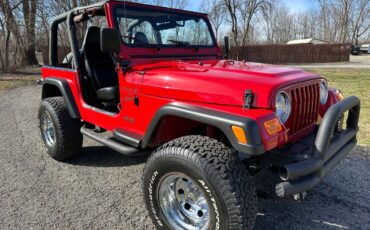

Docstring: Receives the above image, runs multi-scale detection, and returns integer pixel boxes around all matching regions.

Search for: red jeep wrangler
[38,1,361,229]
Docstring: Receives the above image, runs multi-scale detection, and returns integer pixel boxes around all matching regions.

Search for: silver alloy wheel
[40,112,56,147]
[158,174,210,230]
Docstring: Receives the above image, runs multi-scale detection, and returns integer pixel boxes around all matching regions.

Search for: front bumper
[275,96,361,198]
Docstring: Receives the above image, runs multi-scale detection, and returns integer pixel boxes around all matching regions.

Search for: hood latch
[244,90,254,109]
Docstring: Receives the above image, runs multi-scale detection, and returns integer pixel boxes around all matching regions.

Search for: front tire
[143,136,257,230]
[38,97,83,161]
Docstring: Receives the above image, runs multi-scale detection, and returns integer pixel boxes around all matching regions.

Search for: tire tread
[144,135,257,230]
[39,97,82,161]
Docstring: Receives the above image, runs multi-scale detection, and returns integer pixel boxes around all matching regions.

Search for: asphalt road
[0,85,370,229]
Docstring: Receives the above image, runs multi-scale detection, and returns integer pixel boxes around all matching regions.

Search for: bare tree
[22,0,39,65]
[336,0,353,43]
[0,15,7,70]
[316,0,331,41]
[0,0,39,66]
[261,2,293,44]
[200,0,226,41]
[222,0,240,46]
[350,0,370,45]
[2,0,370,72]
[239,0,271,45]
[0,0,23,70]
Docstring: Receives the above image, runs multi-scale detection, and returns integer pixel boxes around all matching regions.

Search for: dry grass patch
[0,67,40,91]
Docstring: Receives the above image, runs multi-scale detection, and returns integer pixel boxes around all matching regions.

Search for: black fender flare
[141,102,265,156]
[42,78,80,119]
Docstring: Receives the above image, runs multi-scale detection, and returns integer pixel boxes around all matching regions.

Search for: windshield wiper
[167,39,199,51]
[122,35,160,51]
[168,39,190,46]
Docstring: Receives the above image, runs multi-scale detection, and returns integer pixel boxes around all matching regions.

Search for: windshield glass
[114,6,215,48]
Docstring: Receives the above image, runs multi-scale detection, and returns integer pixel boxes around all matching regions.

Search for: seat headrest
[82,26,101,48]
[134,32,149,44]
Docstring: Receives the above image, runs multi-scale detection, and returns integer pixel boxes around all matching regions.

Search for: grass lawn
[0,67,39,91]
[308,69,370,145]
[0,76,38,90]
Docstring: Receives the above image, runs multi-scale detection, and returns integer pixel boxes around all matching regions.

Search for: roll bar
[48,1,107,66]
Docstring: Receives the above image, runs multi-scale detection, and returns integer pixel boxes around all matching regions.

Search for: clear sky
[188,0,315,13]
[280,0,315,12]
[187,1,202,11]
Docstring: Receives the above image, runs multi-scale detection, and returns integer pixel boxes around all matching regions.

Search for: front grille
[287,82,320,139]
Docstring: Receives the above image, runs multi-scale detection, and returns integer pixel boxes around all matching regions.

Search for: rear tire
[38,97,82,161]
[143,135,257,230]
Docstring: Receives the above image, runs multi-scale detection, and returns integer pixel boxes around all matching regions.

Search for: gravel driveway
[0,85,369,229]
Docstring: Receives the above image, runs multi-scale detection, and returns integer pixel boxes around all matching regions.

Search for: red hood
[136,60,322,108]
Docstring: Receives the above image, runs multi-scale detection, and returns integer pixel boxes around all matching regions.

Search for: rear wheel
[38,97,82,161]
[143,135,257,230]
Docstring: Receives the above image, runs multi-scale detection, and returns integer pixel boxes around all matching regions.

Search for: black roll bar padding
[49,12,68,66]
[48,1,106,66]
[67,11,81,69]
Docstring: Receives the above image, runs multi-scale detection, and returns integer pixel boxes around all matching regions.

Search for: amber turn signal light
[264,118,283,136]
[335,89,344,101]
[231,126,247,144]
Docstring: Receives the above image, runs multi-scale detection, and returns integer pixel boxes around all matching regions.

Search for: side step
[81,126,149,156]
[113,128,142,148]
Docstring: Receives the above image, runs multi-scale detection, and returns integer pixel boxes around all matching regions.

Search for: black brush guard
[275,96,361,198]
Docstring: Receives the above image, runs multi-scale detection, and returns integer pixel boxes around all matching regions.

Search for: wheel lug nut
[184,203,191,210]
[197,210,204,217]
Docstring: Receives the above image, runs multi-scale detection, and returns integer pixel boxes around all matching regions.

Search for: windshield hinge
[117,60,130,73]
[244,90,254,109]
[115,62,121,72]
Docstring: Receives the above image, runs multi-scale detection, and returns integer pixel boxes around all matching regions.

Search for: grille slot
[288,83,320,137]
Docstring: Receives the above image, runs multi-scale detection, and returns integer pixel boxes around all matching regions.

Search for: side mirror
[100,28,121,53]
[224,36,230,59]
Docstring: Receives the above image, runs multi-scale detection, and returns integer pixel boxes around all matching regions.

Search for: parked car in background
[351,45,361,55]
[360,44,370,54]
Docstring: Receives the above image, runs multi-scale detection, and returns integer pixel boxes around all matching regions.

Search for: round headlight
[320,81,329,104]
[275,92,291,123]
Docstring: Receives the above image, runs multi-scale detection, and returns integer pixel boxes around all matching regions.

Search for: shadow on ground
[67,146,149,167]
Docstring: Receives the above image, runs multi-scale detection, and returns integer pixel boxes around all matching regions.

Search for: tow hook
[37,79,43,85]
[293,192,307,202]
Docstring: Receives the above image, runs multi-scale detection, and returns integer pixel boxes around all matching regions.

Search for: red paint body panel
[138,60,322,108]
[41,1,338,153]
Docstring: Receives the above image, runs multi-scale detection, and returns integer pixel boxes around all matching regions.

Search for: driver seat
[81,26,119,104]
[134,32,149,45]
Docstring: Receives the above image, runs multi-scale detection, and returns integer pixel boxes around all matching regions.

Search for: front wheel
[143,136,257,230]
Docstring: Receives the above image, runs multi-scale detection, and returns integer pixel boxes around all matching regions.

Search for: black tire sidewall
[144,156,228,230]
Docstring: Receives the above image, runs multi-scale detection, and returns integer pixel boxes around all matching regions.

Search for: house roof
[286,38,328,45]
